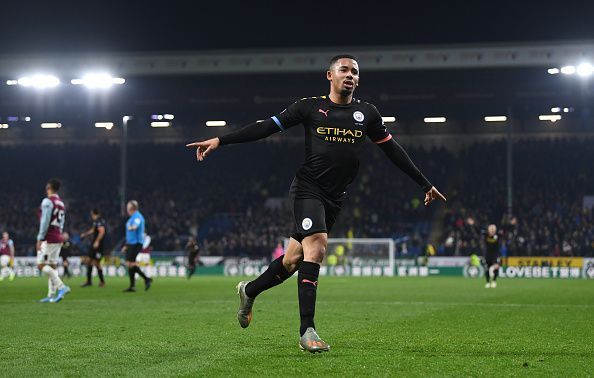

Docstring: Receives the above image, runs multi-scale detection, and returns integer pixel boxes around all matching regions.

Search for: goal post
[284,238,396,277]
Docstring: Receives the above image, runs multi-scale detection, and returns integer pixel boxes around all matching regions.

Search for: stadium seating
[1,138,592,257]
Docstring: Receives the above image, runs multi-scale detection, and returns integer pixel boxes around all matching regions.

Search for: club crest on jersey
[353,111,364,122]
[302,218,313,231]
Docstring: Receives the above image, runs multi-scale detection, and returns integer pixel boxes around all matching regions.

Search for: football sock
[298,261,320,336]
[188,265,196,278]
[48,277,56,297]
[488,265,496,282]
[493,267,499,282]
[133,266,148,281]
[86,264,93,283]
[245,256,293,298]
[128,267,136,288]
[97,268,105,283]
[485,266,491,283]
[42,265,64,290]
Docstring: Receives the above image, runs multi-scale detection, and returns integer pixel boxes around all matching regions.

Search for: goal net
[284,238,395,277]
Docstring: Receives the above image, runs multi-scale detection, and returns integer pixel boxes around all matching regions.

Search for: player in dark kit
[186,236,200,279]
[80,209,106,287]
[484,224,501,288]
[186,55,446,353]
[59,232,73,279]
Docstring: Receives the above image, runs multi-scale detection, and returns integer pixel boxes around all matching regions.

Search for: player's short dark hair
[329,54,358,70]
[91,208,100,215]
[47,178,61,192]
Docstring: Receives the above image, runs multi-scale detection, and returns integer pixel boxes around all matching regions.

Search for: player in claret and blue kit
[37,179,71,303]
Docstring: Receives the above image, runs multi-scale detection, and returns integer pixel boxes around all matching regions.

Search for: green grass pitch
[0,276,592,377]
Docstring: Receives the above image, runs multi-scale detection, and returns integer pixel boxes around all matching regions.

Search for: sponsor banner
[167,255,224,267]
[499,266,582,279]
[13,257,84,277]
[393,258,418,267]
[427,257,469,267]
[11,256,212,277]
[461,264,584,279]
[506,256,583,268]
[224,257,269,277]
[224,257,406,277]
[463,265,485,278]
[323,265,395,277]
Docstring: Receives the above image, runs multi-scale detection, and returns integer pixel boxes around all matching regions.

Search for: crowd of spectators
[1,138,592,257]
[441,139,594,257]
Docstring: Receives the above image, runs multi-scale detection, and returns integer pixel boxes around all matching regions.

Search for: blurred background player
[484,224,501,288]
[59,232,73,279]
[37,179,70,303]
[80,209,106,287]
[122,200,152,292]
[0,232,16,281]
[135,233,153,278]
[186,236,200,279]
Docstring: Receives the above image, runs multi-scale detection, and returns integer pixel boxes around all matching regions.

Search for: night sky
[1,1,594,54]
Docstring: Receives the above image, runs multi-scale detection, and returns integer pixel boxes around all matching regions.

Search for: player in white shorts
[37,179,71,303]
[136,233,152,277]
[0,232,16,281]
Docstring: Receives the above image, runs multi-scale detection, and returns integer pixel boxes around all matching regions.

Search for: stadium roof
[1,41,594,76]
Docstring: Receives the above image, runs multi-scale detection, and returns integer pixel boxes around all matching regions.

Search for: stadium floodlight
[71,73,125,88]
[151,121,171,128]
[560,65,576,75]
[22,116,31,122]
[0,124,8,129]
[539,115,562,123]
[551,107,561,113]
[547,68,560,75]
[151,114,175,120]
[9,74,60,88]
[95,122,114,130]
[576,63,593,77]
[206,120,227,127]
[424,117,446,123]
[40,122,62,129]
[484,116,507,122]
[382,116,396,123]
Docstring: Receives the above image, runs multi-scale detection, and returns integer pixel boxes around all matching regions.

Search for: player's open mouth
[343,80,354,88]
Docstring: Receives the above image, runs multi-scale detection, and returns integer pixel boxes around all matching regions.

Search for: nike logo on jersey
[301,279,318,286]
[318,109,330,117]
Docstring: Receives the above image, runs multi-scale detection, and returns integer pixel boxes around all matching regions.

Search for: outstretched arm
[186,119,281,161]
[376,138,446,206]
[186,98,312,162]
[80,226,94,238]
